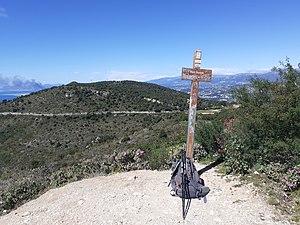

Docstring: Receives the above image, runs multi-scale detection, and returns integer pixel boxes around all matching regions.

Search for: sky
[0,0,299,84]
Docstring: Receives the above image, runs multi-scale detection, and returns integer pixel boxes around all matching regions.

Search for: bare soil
[0,164,291,225]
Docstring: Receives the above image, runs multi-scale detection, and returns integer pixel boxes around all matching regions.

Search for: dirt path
[0,110,179,117]
[0,165,291,225]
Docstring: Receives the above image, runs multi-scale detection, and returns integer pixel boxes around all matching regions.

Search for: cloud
[212,67,270,75]
[107,70,175,82]
[0,74,43,90]
[0,74,10,86]
[0,7,8,18]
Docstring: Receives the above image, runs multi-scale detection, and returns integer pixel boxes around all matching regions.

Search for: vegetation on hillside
[0,81,191,113]
[223,61,300,176]
[0,112,188,214]
[1,65,299,221]
[194,61,300,222]
[0,81,194,215]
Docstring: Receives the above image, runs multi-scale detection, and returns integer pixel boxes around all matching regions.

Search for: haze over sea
[0,91,30,102]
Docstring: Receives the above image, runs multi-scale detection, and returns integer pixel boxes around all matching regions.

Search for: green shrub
[0,179,46,212]
[226,61,300,172]
[284,164,300,191]
[195,120,222,155]
[148,147,169,170]
[220,119,250,174]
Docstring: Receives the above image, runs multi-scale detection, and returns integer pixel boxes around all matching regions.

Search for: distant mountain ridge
[0,71,281,103]
[147,71,279,91]
[147,71,280,101]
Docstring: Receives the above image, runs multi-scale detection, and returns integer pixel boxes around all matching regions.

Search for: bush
[219,119,250,174]
[0,179,46,212]
[284,165,300,191]
[148,146,169,170]
[230,60,300,168]
[195,120,222,155]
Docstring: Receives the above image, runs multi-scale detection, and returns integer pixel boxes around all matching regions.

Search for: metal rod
[181,151,186,220]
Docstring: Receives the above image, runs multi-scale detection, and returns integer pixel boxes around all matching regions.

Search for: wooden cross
[182,49,212,159]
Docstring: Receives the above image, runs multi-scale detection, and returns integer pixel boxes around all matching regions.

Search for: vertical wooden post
[186,49,201,159]
[182,50,212,159]
[186,80,199,159]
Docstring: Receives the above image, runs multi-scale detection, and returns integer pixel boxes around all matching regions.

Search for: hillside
[0,81,190,113]
[2,77,297,222]
[0,80,191,215]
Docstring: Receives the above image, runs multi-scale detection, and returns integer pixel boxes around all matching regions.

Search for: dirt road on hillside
[0,165,291,225]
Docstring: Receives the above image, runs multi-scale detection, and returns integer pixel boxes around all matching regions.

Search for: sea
[0,91,30,103]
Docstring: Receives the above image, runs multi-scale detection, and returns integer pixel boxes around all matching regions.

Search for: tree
[231,60,300,165]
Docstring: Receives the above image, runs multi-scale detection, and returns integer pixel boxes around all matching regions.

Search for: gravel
[0,164,291,225]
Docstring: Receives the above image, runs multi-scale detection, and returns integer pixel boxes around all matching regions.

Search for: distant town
[148,71,280,102]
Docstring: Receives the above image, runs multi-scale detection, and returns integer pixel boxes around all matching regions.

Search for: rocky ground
[0,164,292,225]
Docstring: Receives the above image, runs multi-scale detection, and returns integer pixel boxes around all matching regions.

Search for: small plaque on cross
[182,68,212,82]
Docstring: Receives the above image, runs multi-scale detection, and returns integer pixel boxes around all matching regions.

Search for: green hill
[0,80,190,214]
[0,81,189,113]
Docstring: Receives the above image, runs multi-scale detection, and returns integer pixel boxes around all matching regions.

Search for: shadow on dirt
[197,157,224,176]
